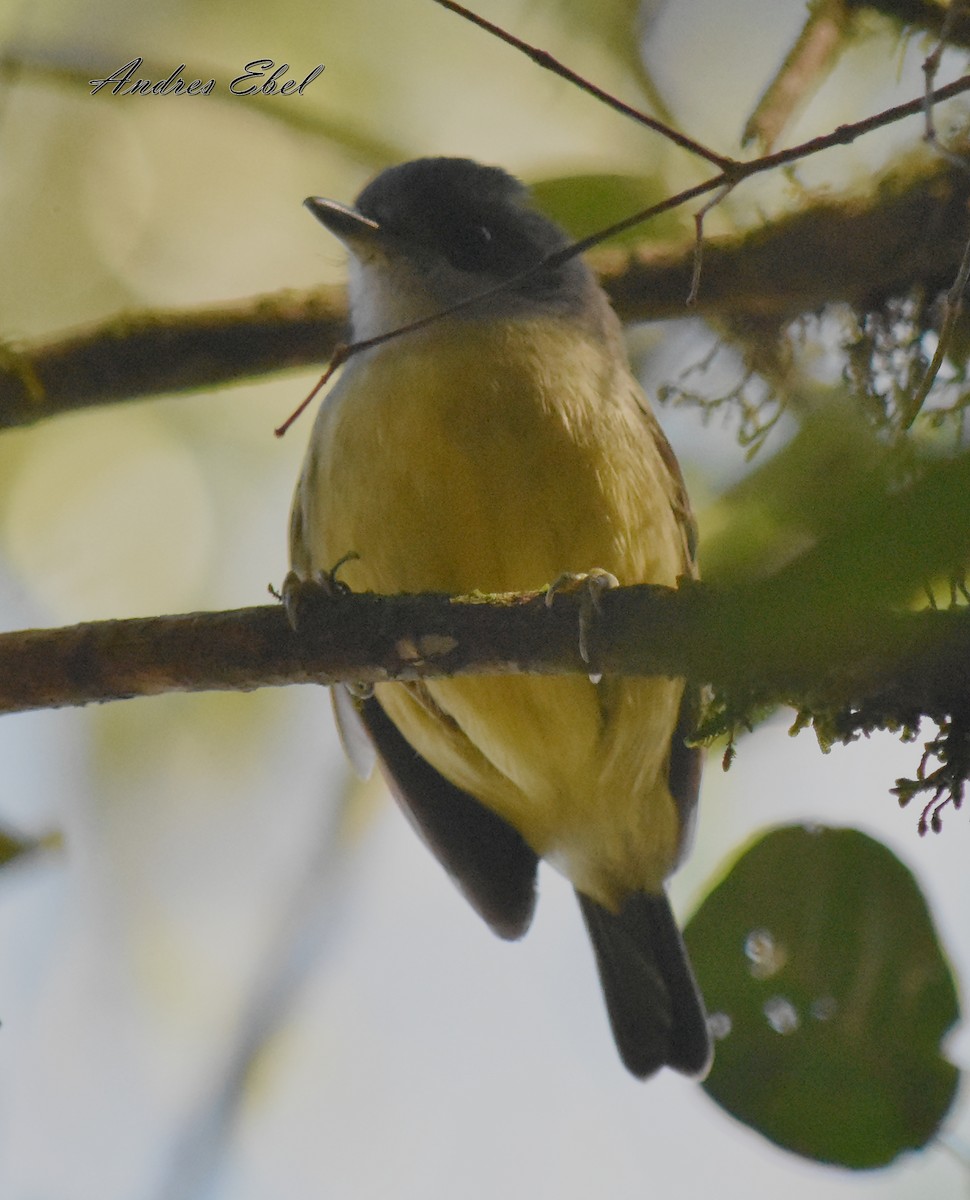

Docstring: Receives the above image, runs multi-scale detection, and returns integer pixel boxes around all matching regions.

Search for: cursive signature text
[89,58,325,97]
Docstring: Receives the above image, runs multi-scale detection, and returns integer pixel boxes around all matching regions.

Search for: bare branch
[686,184,736,306]
[921,0,964,140]
[743,0,856,150]
[430,0,732,170]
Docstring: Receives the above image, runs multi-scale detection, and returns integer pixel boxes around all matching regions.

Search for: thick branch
[0,585,967,721]
[6,443,968,717]
[0,289,347,429]
[3,151,970,429]
[601,150,970,321]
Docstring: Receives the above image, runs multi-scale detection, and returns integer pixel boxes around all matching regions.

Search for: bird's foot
[281,552,360,630]
[545,568,619,681]
[281,555,373,698]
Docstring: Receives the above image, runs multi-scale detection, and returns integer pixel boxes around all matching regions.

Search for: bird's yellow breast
[291,316,691,905]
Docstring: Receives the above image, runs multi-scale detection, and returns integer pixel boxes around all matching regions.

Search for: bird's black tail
[577,889,712,1079]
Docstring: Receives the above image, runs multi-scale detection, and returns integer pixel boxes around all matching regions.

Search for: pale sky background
[0,1,967,1197]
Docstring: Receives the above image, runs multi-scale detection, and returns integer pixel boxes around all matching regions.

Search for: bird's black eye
[445,223,495,273]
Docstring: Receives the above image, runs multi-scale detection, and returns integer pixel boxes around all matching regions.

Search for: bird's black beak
[303,197,383,251]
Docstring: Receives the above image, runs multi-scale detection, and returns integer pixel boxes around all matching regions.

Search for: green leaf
[684,825,960,1168]
[698,397,887,585]
[530,173,680,246]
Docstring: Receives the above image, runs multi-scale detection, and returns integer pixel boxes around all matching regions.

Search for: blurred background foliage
[0,0,968,1197]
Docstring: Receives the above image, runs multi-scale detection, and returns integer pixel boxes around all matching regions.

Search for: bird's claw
[545,569,620,677]
[281,558,374,699]
[282,553,361,632]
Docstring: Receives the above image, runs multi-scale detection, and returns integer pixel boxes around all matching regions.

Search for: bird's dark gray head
[305,157,602,340]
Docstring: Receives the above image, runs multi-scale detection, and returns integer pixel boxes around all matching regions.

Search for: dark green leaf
[685,825,960,1168]
[530,173,681,246]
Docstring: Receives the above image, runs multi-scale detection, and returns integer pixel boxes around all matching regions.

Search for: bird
[287,157,711,1079]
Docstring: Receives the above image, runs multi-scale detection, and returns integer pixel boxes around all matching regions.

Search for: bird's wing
[667,681,704,868]
[629,383,704,866]
[346,689,540,940]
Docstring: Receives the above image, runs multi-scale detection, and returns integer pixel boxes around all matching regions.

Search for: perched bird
[288,157,711,1079]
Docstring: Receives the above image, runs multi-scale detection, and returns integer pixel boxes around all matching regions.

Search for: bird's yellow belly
[292,318,688,904]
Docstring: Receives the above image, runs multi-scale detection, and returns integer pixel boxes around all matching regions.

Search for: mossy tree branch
[850,0,970,47]
[2,447,968,726]
[2,149,969,431]
[0,584,966,722]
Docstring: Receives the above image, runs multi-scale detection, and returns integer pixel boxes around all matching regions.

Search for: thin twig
[296,71,970,416]
[549,70,970,266]
[4,74,970,434]
[5,140,970,431]
[742,0,855,150]
[542,70,970,266]
[923,0,964,142]
[901,223,970,429]
[275,348,347,437]
[431,0,733,170]
[687,184,736,306]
